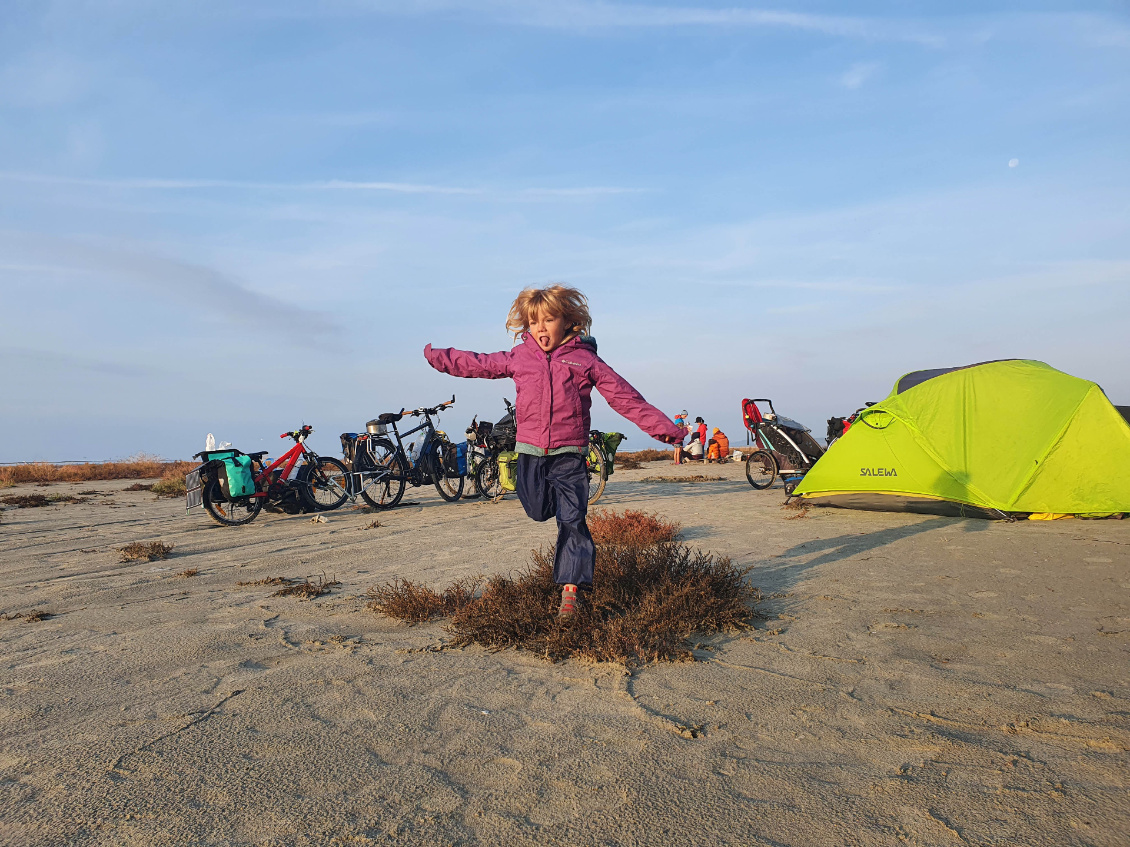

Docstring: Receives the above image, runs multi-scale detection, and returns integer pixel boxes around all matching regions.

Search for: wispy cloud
[839,61,881,90]
[0,171,478,195]
[336,0,947,46]
[0,346,149,378]
[0,232,342,347]
[0,171,644,201]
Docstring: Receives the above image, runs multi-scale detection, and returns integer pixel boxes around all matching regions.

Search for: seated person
[680,432,704,462]
[706,427,730,463]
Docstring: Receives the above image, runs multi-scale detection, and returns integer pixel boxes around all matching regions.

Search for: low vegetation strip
[0,456,196,487]
[368,509,760,665]
[616,448,669,463]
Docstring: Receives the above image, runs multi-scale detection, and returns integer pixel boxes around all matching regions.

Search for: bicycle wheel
[300,456,350,511]
[429,445,464,502]
[745,450,778,490]
[475,456,504,500]
[202,477,263,526]
[360,438,407,510]
[586,442,608,505]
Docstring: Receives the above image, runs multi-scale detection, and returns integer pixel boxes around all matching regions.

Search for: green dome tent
[795,360,1130,518]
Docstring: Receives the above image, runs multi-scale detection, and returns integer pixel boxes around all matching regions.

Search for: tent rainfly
[795,359,1130,518]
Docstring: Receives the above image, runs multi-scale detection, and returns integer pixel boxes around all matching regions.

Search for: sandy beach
[1,459,1127,846]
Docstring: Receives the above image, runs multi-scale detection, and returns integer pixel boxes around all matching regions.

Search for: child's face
[530,309,570,353]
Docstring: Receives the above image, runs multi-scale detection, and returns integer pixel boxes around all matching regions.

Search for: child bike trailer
[741,398,825,494]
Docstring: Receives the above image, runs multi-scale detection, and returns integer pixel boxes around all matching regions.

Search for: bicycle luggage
[340,433,360,467]
[446,441,468,476]
[218,455,256,499]
[601,432,626,474]
[497,450,519,492]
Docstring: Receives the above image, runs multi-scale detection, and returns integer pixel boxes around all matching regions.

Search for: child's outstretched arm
[591,358,683,444]
[424,344,514,380]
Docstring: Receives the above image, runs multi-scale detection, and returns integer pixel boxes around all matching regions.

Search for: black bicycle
[473,409,609,506]
[348,397,464,510]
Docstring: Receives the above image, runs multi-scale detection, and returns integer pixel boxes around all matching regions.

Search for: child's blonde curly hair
[506,285,591,339]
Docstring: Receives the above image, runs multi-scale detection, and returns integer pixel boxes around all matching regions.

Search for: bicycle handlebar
[409,396,456,417]
[279,425,314,440]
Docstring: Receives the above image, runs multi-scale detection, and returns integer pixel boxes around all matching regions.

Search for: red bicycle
[191,425,349,526]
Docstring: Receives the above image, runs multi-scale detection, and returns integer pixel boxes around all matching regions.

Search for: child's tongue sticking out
[530,310,569,353]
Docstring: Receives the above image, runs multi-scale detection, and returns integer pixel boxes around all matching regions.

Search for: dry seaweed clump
[119,541,173,562]
[370,510,760,665]
[367,577,481,623]
[2,609,52,623]
[1,493,85,508]
[448,543,758,664]
[150,471,186,498]
[588,509,680,547]
[272,574,341,599]
[617,448,669,463]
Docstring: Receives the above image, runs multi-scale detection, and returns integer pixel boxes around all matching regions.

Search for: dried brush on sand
[587,509,680,547]
[150,470,187,498]
[2,610,52,623]
[370,510,760,665]
[119,541,174,562]
[1,494,85,508]
[272,573,341,600]
[0,455,195,487]
[367,577,482,623]
[617,448,670,463]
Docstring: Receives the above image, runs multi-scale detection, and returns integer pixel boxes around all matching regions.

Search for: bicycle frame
[383,412,443,483]
[249,435,311,498]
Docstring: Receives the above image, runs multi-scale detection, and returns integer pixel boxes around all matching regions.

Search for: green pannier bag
[218,455,256,499]
[497,450,519,492]
[602,432,626,474]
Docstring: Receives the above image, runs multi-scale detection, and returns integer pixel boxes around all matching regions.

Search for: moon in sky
[1009,158,1020,168]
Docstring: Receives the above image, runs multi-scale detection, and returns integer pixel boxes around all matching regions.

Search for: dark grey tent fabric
[1117,406,1130,426]
[896,360,1014,394]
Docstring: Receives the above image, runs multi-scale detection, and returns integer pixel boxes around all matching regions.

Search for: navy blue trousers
[515,452,595,588]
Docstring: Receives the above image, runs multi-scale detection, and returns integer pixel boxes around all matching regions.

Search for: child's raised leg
[515,453,595,590]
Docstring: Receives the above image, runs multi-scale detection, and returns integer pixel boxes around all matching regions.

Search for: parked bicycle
[186,425,349,526]
[462,400,514,499]
[473,413,610,506]
[342,397,464,510]
[471,398,518,501]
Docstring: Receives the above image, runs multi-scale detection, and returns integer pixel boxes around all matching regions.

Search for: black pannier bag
[490,410,516,451]
[340,433,360,468]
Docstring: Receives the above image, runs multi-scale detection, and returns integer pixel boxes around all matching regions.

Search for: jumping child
[424,285,682,618]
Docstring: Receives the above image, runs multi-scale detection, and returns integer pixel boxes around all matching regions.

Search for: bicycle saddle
[377,412,403,425]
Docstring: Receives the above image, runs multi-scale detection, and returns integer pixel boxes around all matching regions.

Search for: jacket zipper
[545,349,553,450]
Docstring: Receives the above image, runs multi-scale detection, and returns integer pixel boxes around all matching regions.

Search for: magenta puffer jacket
[424,334,681,451]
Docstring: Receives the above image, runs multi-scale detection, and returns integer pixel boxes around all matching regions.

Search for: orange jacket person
[707,427,730,462]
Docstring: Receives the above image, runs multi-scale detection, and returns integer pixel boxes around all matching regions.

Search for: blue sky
[2,1,1128,462]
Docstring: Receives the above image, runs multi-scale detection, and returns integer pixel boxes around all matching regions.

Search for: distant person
[693,416,708,447]
[424,285,682,619]
[672,410,689,463]
[681,432,704,462]
[707,427,730,463]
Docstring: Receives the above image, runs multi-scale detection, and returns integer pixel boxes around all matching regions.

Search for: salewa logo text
[860,467,898,477]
